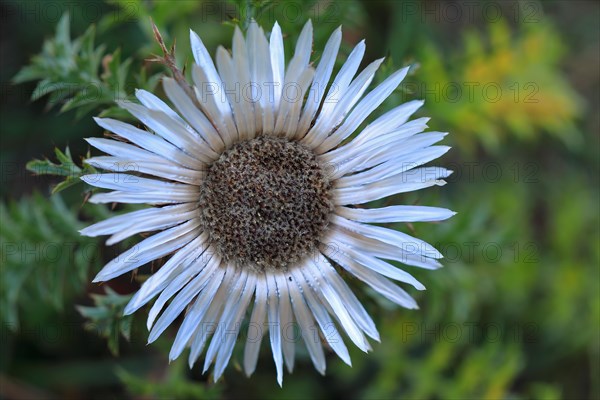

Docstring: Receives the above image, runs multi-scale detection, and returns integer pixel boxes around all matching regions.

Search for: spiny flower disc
[199,136,333,272]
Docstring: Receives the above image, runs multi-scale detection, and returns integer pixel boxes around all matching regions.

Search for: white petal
[296,26,342,138]
[244,274,268,377]
[162,77,225,153]
[117,101,217,163]
[291,268,352,366]
[273,21,313,136]
[316,67,409,153]
[216,46,245,143]
[80,203,197,245]
[124,233,209,315]
[145,111,218,163]
[352,146,452,186]
[92,118,202,169]
[335,241,425,290]
[188,264,238,368]
[85,138,164,164]
[144,107,220,162]
[88,189,198,205]
[351,99,425,147]
[321,244,419,309]
[81,173,193,193]
[245,21,264,137]
[203,268,249,373]
[269,22,285,113]
[302,260,370,352]
[93,219,200,282]
[355,165,453,187]
[276,21,312,102]
[329,226,443,270]
[290,20,313,67]
[135,89,182,122]
[147,250,220,330]
[190,29,232,118]
[168,265,226,360]
[301,40,365,147]
[338,205,456,223]
[276,274,296,374]
[331,215,442,259]
[148,258,221,343]
[278,67,315,137]
[231,26,256,141]
[333,168,452,205]
[336,136,449,187]
[283,272,326,375]
[305,57,383,150]
[335,145,450,188]
[267,273,284,386]
[254,26,275,134]
[318,40,365,113]
[310,254,380,341]
[190,63,237,148]
[86,156,203,186]
[325,117,431,177]
[213,273,257,381]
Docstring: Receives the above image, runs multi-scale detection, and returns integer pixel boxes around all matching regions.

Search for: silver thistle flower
[80,20,454,385]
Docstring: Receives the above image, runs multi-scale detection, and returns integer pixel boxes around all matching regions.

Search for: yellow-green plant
[417,19,583,152]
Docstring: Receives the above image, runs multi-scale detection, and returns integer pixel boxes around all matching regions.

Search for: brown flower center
[199,136,333,272]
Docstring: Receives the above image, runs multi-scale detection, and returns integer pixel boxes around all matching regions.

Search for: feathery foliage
[0,194,101,329]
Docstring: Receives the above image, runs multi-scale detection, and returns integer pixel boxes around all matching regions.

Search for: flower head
[81,20,454,385]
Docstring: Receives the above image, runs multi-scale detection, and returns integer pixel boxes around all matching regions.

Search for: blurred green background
[0,0,598,399]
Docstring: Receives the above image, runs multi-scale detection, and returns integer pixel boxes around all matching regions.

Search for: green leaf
[0,193,102,330]
[77,287,134,356]
[26,146,96,194]
[12,11,155,120]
